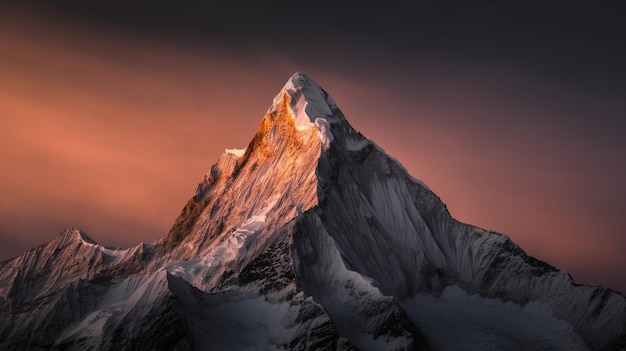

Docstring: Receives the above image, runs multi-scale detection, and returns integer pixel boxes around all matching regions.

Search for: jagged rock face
[150,87,323,280]
[0,72,624,350]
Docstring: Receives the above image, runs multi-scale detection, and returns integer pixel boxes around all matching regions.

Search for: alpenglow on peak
[267,72,343,148]
[0,72,624,351]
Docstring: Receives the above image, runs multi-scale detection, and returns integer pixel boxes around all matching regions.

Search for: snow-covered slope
[0,72,624,350]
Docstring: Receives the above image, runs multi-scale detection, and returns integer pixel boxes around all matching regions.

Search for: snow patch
[190,296,290,350]
[55,272,168,347]
[97,275,147,311]
[270,72,337,131]
[401,285,588,351]
[288,87,311,130]
[294,214,414,350]
[167,198,278,284]
[315,118,333,149]
[225,148,246,157]
[79,237,129,259]
[55,309,112,345]
[372,143,429,189]
[346,138,369,152]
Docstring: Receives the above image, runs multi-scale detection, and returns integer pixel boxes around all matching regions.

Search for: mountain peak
[3,73,625,350]
[53,228,96,246]
[286,71,314,88]
[270,72,340,131]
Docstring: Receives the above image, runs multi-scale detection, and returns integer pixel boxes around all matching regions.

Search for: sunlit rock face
[0,72,624,351]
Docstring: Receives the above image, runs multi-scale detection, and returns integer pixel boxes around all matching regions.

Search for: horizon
[1,2,624,293]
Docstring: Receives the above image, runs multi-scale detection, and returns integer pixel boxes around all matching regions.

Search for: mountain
[0,72,624,351]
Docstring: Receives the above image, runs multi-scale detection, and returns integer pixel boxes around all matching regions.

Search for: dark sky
[12,1,625,97]
[1,1,624,292]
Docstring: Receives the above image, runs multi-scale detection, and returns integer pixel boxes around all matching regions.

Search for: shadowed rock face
[0,72,624,350]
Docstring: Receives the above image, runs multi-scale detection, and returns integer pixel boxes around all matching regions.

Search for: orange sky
[1,6,624,293]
